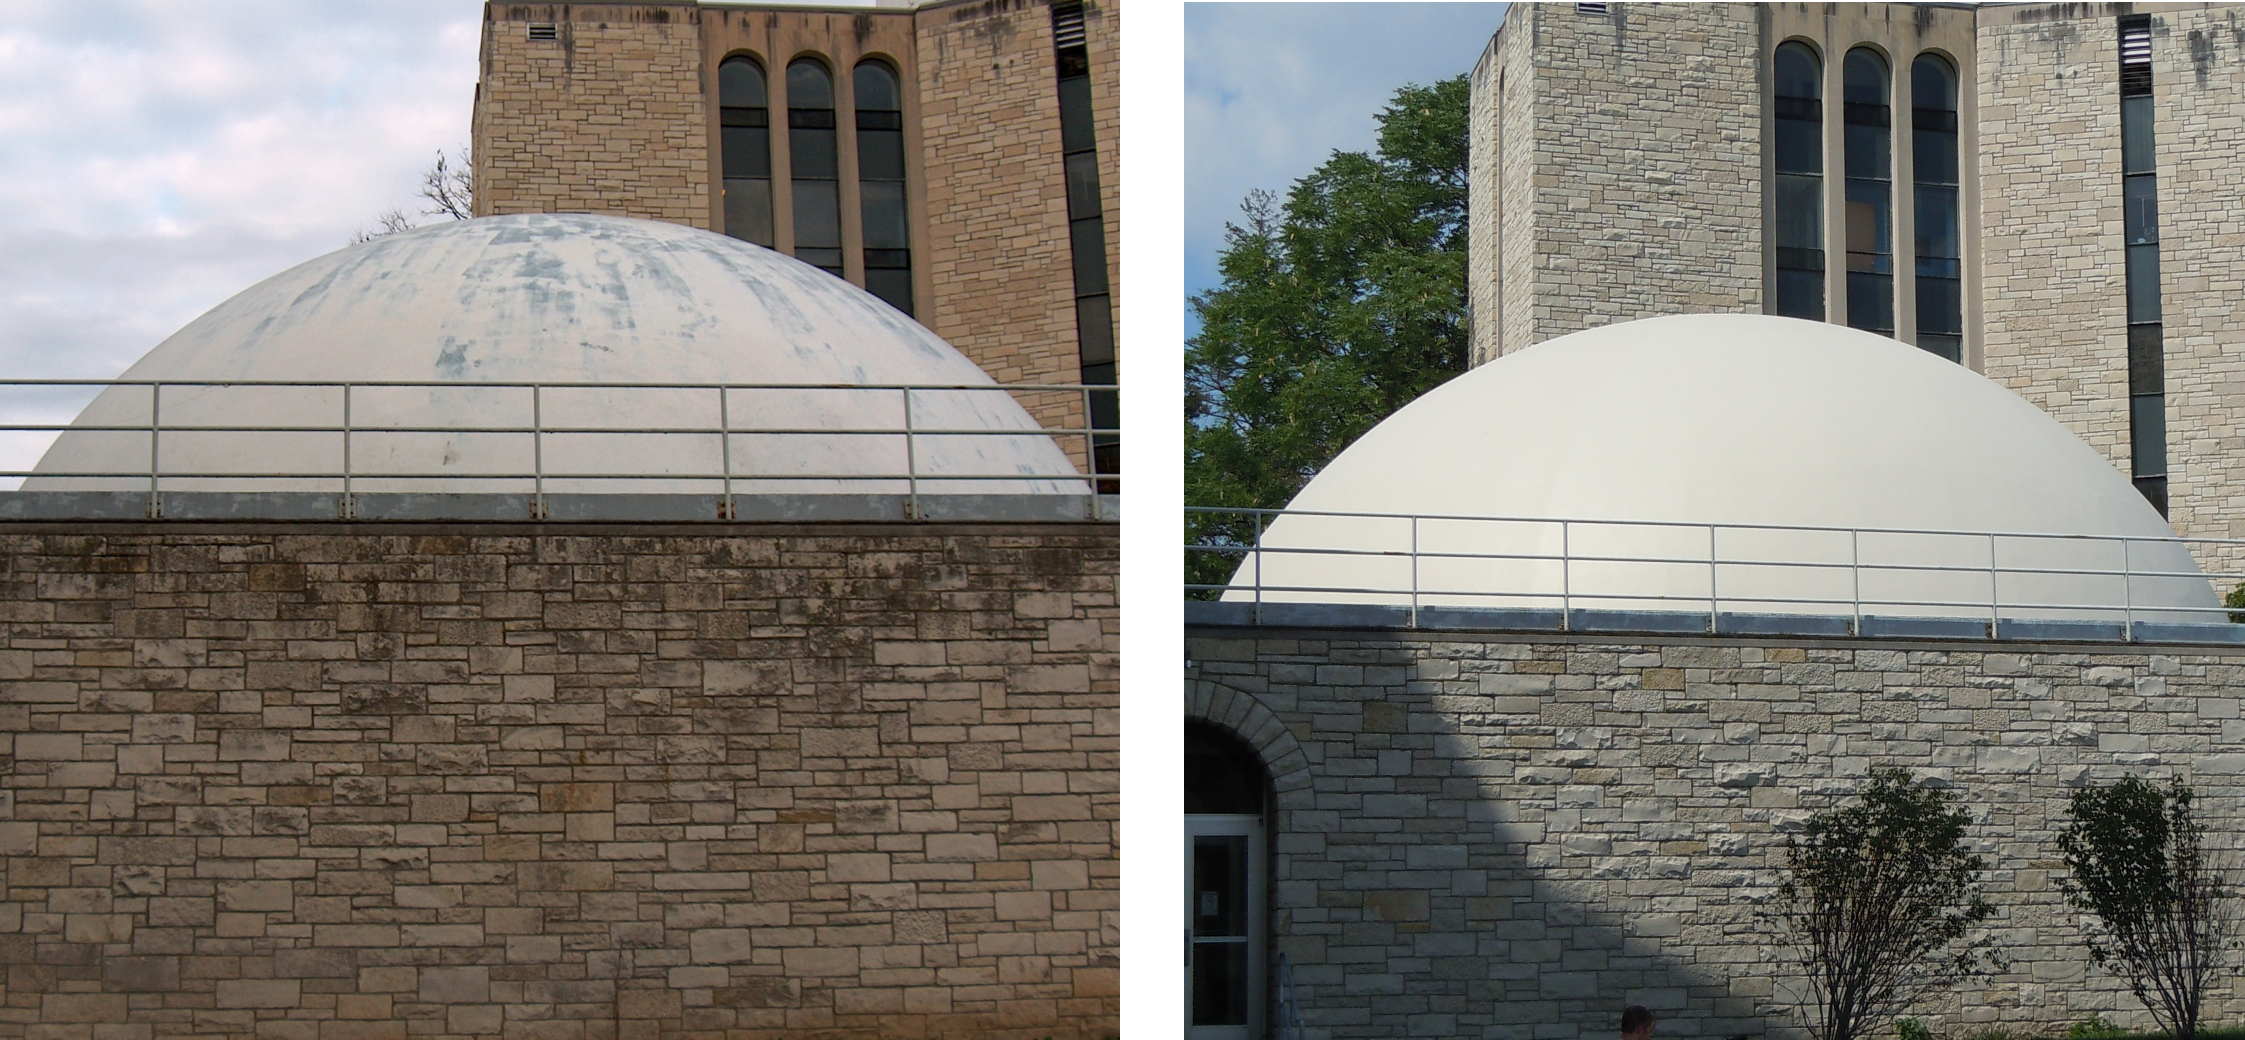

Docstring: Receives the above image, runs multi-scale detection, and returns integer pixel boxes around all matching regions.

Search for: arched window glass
[1771,41,1824,320]
[1843,47,1893,336]
[1911,54,1961,362]
[787,57,843,276]
[853,60,912,315]
[717,56,773,247]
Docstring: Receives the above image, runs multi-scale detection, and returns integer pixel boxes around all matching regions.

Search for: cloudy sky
[0,1,483,472]
[1182,2,1508,332]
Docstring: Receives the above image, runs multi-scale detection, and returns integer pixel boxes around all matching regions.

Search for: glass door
[1186,813,1264,1039]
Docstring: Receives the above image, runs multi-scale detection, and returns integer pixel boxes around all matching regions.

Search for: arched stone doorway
[1186,719,1272,1039]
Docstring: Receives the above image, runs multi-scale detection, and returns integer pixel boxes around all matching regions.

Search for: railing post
[1708,523,1719,628]
[902,388,919,520]
[530,384,544,520]
[1409,515,1420,628]
[1252,509,1264,626]
[1850,527,1862,636]
[1080,383,1096,490]
[1560,519,1571,631]
[2121,537,2134,640]
[147,382,161,519]
[717,385,732,521]
[340,383,352,518]
[1987,532,2000,638]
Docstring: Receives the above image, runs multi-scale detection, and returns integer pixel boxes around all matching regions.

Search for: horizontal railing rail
[0,379,1119,521]
[1185,505,2245,639]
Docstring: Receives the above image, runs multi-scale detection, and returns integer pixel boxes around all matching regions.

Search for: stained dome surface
[31,213,1080,494]
[1226,314,2218,623]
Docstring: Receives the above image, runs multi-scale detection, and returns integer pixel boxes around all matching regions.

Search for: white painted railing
[0,379,1118,518]
[1186,505,2241,636]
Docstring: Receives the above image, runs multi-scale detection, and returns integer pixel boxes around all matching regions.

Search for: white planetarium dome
[1226,314,2218,624]
[30,213,1080,495]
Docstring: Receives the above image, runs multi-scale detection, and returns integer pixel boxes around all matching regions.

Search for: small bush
[2227,583,2245,624]
[1897,1019,1934,1040]
[2070,1018,2126,1040]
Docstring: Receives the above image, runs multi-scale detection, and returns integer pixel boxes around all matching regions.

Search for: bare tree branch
[352,147,474,244]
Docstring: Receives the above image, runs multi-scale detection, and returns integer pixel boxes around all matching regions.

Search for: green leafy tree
[2057,776,2234,1040]
[1185,77,1469,595]
[1769,768,1997,1040]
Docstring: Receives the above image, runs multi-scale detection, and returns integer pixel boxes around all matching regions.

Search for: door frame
[1185,812,1266,1040]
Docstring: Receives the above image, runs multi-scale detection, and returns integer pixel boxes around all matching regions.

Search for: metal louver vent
[1051,1,1087,51]
[1578,3,1611,13]
[528,23,558,41]
[2120,16,2152,95]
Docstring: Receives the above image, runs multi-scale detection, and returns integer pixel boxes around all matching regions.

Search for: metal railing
[0,379,1118,520]
[1186,505,2245,638]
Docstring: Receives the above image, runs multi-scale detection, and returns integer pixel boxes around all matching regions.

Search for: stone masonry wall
[1978,14,2131,476]
[1526,3,1763,349]
[913,0,1120,446]
[1496,9,1537,361]
[0,524,1118,1039]
[474,4,712,227]
[2150,6,2245,579]
[1467,36,1501,368]
[1186,625,2245,1040]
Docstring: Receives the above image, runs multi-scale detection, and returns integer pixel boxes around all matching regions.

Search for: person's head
[1621,1005,1655,1040]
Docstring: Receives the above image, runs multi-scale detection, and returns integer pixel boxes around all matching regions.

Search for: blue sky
[1182,2,1508,338]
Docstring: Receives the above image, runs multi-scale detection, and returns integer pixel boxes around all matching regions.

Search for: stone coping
[1183,600,2245,647]
[0,490,1119,524]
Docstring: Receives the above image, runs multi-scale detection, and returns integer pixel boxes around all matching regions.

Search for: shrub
[2058,777,2236,1040]
[1768,768,1997,1040]
[1897,1018,1935,1040]
[2067,1018,2125,1040]
[2226,583,2245,624]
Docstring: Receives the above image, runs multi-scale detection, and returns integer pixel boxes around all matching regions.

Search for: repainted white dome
[31,213,1080,494]
[1227,314,2218,623]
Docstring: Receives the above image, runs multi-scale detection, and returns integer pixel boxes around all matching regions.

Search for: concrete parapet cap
[0,490,1118,525]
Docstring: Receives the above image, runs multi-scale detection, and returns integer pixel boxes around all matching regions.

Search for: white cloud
[0,0,482,387]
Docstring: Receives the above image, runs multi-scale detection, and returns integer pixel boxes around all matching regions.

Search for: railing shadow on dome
[1185,505,2245,645]
[0,379,1118,523]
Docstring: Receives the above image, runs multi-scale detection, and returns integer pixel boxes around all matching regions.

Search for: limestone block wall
[1494,9,1538,361]
[0,524,1118,1039]
[1468,3,1762,363]
[1530,4,1763,344]
[1467,35,1502,367]
[2150,7,2245,577]
[1186,624,2245,1040]
[1978,13,2131,476]
[473,4,711,226]
[913,0,1119,443]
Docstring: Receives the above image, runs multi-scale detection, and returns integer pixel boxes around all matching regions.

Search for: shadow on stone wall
[1186,628,2245,1040]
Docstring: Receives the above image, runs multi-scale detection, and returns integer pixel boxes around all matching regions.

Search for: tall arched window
[1843,47,1893,336]
[787,57,843,277]
[1771,41,1824,320]
[718,56,773,247]
[1911,54,1961,362]
[853,60,912,315]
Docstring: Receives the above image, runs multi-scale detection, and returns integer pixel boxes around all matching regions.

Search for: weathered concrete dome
[31,213,1079,494]
[1228,314,2219,623]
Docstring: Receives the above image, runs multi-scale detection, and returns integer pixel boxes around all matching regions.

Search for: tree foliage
[1184,77,1469,594]
[353,148,475,244]
[1770,769,1997,1040]
[2057,776,2234,1040]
